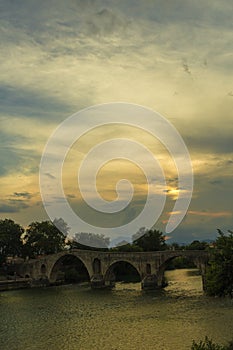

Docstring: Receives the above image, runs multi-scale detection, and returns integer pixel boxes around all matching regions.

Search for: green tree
[70,232,110,250]
[132,228,167,251]
[53,217,70,236]
[186,240,208,250]
[132,227,147,241]
[169,242,181,250]
[23,221,66,258]
[111,242,143,252]
[205,229,233,297]
[0,219,24,265]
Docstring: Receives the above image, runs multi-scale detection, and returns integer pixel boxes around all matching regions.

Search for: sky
[0,0,232,244]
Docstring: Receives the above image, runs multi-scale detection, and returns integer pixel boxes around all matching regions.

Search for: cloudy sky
[0,0,232,243]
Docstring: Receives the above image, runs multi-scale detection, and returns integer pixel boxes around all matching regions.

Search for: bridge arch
[49,254,91,284]
[156,253,207,289]
[20,249,209,290]
[104,260,141,284]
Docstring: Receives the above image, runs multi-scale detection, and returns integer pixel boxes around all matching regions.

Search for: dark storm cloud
[0,130,40,176]
[190,176,233,227]
[169,225,218,244]
[0,200,30,213]
[67,194,76,199]
[44,173,56,180]
[170,214,233,244]
[0,0,126,42]
[185,133,233,154]
[84,7,129,36]
[110,0,233,27]
[208,179,222,185]
[0,128,25,146]
[0,204,18,213]
[12,192,33,199]
[0,84,71,120]
[0,0,232,242]
[0,130,32,176]
[182,62,191,75]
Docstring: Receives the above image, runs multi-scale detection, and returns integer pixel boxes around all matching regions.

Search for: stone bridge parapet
[17,249,210,290]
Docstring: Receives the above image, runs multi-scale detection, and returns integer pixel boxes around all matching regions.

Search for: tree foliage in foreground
[185,240,208,250]
[132,228,167,251]
[0,219,24,264]
[23,221,66,258]
[70,232,110,250]
[205,229,233,297]
[0,218,69,263]
[191,337,233,350]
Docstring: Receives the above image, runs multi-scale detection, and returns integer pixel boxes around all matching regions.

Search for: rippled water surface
[1,269,233,350]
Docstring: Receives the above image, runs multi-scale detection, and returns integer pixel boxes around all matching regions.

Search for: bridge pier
[31,276,50,287]
[18,250,209,292]
[141,274,159,290]
[90,274,115,289]
[90,274,105,288]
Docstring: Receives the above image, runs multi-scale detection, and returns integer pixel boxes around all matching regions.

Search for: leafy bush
[205,230,233,297]
[191,337,232,350]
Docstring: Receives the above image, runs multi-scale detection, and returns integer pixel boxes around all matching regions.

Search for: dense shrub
[205,230,233,297]
[191,337,232,350]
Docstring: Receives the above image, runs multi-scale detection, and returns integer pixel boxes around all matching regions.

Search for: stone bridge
[17,249,209,290]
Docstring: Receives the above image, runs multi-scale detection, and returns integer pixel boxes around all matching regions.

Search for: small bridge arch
[104,260,142,284]
[156,251,209,290]
[48,253,91,284]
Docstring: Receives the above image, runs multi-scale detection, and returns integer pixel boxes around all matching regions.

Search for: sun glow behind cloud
[0,0,232,241]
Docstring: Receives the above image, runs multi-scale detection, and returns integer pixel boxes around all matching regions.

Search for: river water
[0,269,233,350]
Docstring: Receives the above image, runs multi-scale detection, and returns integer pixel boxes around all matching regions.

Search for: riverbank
[0,278,31,291]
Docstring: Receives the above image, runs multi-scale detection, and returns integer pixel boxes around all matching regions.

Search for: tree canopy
[185,240,208,250]
[205,229,233,297]
[132,228,167,251]
[70,232,110,250]
[23,221,66,258]
[0,219,24,264]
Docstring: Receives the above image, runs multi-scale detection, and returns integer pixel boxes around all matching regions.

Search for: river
[0,269,233,350]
